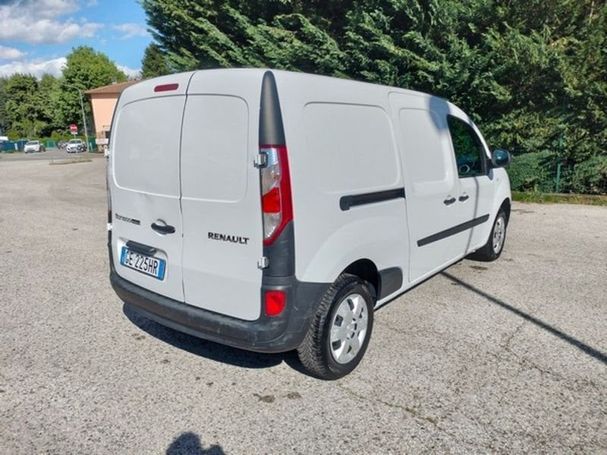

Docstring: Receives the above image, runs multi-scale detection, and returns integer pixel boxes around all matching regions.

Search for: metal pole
[556,131,564,193]
[78,89,90,151]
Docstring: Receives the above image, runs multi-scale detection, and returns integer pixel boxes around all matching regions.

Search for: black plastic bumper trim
[378,267,403,300]
[110,270,328,354]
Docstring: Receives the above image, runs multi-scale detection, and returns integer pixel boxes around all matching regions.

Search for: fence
[0,138,98,152]
[506,151,607,195]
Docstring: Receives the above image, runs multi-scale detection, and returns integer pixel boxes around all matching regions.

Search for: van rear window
[112,97,185,196]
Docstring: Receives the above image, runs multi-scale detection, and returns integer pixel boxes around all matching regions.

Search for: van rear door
[180,71,264,321]
[109,75,193,302]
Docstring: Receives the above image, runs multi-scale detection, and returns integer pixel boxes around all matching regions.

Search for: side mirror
[491,149,511,168]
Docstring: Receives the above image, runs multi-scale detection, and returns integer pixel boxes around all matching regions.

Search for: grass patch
[512,191,607,206]
[50,158,93,165]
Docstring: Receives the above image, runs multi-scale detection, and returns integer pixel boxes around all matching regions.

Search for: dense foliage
[0,46,127,139]
[142,0,607,193]
[59,46,127,127]
[3,74,48,138]
[141,43,172,78]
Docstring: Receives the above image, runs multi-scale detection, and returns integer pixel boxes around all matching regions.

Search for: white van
[108,69,511,379]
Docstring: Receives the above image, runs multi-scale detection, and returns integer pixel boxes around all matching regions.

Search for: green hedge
[508,151,607,194]
[508,151,557,193]
[571,155,607,195]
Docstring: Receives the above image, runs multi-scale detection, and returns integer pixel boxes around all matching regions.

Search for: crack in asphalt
[337,383,439,427]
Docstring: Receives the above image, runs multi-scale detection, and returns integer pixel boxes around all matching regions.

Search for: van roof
[117,68,445,106]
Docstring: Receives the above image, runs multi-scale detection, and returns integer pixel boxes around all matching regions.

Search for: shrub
[50,131,73,142]
[571,155,607,195]
[6,129,21,141]
[507,151,557,192]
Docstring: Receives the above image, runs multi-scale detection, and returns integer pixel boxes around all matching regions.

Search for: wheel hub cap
[330,293,368,364]
[493,216,505,253]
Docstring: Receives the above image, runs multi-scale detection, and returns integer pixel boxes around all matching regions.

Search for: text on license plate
[120,247,166,280]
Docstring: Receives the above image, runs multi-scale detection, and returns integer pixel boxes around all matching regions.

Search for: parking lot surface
[0,148,93,162]
[1,158,605,454]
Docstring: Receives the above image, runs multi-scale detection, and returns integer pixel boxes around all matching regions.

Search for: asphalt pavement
[1,158,605,454]
[0,148,100,162]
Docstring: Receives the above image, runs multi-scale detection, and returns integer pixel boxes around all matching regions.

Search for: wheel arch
[499,197,511,223]
[341,259,380,299]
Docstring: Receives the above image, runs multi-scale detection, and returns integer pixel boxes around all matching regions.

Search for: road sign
[69,124,78,135]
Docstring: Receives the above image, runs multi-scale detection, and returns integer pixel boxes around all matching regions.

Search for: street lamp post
[77,88,90,151]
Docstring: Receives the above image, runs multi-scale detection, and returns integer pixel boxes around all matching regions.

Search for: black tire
[297,273,375,380]
[469,209,508,262]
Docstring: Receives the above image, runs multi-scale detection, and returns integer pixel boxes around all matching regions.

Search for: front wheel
[297,274,374,380]
[469,209,508,261]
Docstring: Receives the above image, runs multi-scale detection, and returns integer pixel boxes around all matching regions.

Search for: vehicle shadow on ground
[166,432,224,455]
[123,304,307,373]
[441,271,607,365]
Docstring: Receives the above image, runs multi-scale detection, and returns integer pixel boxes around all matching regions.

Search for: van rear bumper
[110,271,328,354]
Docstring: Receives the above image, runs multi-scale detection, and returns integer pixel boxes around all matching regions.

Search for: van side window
[447,116,486,177]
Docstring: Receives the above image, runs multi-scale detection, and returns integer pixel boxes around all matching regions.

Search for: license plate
[120,247,166,280]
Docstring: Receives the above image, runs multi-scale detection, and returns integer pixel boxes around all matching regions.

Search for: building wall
[90,94,118,138]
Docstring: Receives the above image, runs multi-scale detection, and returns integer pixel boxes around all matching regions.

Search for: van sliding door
[391,94,470,281]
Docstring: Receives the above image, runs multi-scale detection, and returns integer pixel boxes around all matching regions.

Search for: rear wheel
[469,209,508,261]
[297,273,374,380]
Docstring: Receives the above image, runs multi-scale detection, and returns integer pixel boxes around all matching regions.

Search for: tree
[0,77,8,133]
[141,0,346,73]
[0,74,62,138]
[3,74,47,138]
[38,74,62,136]
[142,0,607,193]
[59,46,127,130]
[141,43,171,78]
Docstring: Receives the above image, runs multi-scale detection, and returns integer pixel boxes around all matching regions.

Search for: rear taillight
[260,145,292,245]
[264,290,286,317]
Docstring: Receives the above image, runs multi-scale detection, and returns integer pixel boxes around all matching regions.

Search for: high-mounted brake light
[154,83,179,92]
[260,144,292,245]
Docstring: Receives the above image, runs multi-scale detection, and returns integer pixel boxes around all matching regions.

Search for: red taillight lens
[260,145,292,245]
[262,187,281,213]
[264,290,286,317]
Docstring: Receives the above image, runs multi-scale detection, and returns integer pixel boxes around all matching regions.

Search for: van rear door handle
[443,197,456,205]
[151,222,175,234]
[459,194,470,202]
